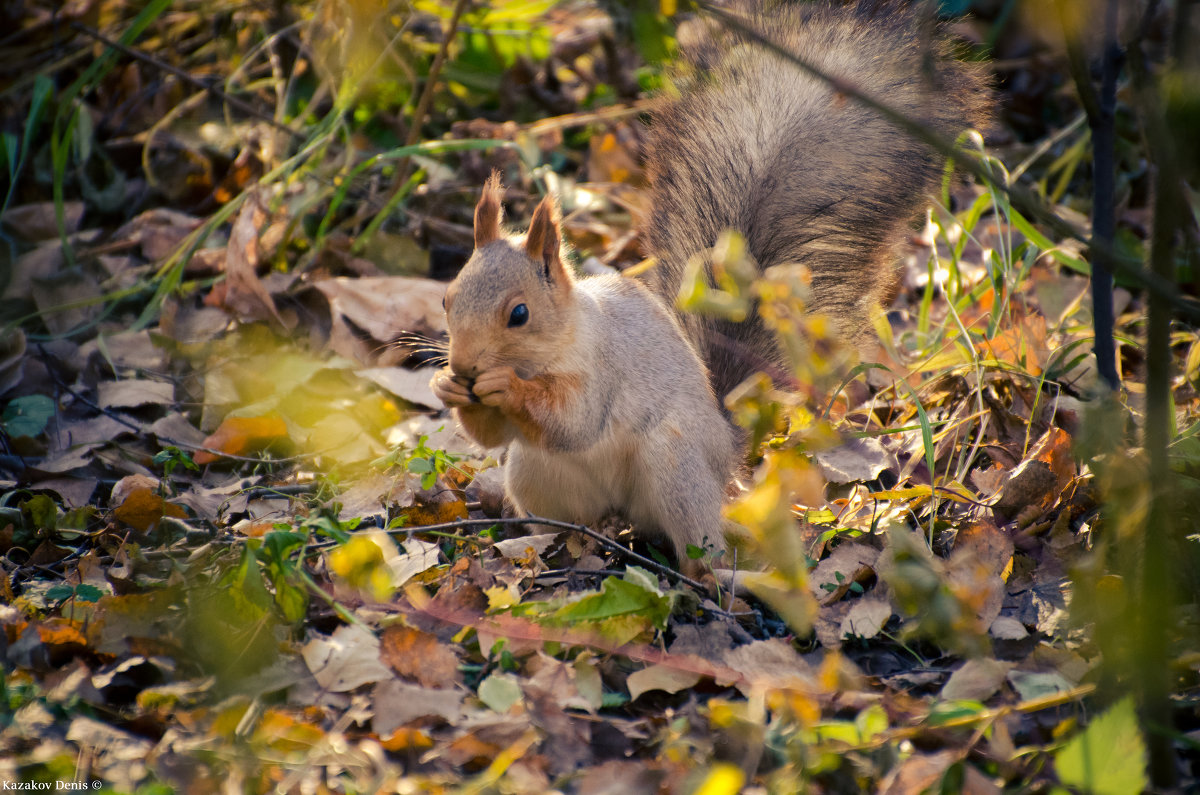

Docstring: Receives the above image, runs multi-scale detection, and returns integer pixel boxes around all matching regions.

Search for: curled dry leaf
[992,427,1075,522]
[222,191,282,325]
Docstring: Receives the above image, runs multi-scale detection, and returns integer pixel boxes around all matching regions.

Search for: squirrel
[430,1,989,575]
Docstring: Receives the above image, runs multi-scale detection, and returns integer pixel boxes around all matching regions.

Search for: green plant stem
[1128,6,1187,786]
[354,0,472,245]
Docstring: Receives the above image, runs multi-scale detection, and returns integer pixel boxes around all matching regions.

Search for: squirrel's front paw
[431,369,476,407]
[473,366,520,411]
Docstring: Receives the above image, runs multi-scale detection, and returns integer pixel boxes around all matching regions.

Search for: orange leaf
[37,620,87,648]
[379,625,461,688]
[980,315,1047,375]
[112,487,187,531]
[194,414,289,464]
[380,727,435,752]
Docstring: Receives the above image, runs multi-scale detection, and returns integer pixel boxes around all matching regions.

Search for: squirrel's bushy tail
[641,0,991,399]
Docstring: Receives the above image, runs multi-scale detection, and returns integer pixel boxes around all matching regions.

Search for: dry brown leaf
[313,276,446,366]
[113,208,201,262]
[980,314,1047,375]
[992,427,1074,522]
[878,750,958,795]
[379,624,461,688]
[2,201,85,241]
[840,596,893,640]
[720,638,817,695]
[98,379,175,410]
[222,191,282,324]
[626,661,704,700]
[940,658,1015,701]
[31,267,101,336]
[947,522,1012,632]
[815,436,897,484]
[809,541,879,604]
[301,624,391,692]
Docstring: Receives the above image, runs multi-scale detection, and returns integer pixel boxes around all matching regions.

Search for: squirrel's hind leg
[630,451,729,579]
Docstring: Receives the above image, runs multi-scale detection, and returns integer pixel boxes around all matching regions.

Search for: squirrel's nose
[448,354,477,380]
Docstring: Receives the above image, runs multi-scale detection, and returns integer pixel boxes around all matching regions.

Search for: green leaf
[21,493,58,531]
[555,570,672,629]
[73,584,104,603]
[2,394,55,438]
[1055,697,1147,795]
[478,672,522,713]
[46,584,76,602]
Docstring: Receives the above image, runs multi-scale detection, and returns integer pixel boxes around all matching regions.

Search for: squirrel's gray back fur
[641,0,991,400]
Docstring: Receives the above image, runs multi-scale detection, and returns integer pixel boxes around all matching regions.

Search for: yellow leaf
[694,763,745,795]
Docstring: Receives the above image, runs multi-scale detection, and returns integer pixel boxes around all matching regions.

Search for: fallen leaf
[379,625,461,688]
[359,366,443,409]
[112,487,187,531]
[810,542,879,604]
[940,658,1015,701]
[98,379,175,409]
[2,201,85,241]
[313,276,446,366]
[193,413,289,464]
[1006,669,1075,701]
[815,436,897,484]
[988,616,1029,640]
[879,749,957,795]
[372,679,465,735]
[840,597,893,640]
[479,671,525,712]
[221,190,282,324]
[626,662,703,700]
[302,624,391,692]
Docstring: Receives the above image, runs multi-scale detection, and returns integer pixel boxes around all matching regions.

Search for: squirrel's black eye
[508,303,529,327]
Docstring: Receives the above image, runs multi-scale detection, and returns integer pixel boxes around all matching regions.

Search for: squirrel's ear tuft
[474,171,504,248]
[525,194,567,286]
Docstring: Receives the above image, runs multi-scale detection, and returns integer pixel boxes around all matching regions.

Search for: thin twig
[312,514,709,591]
